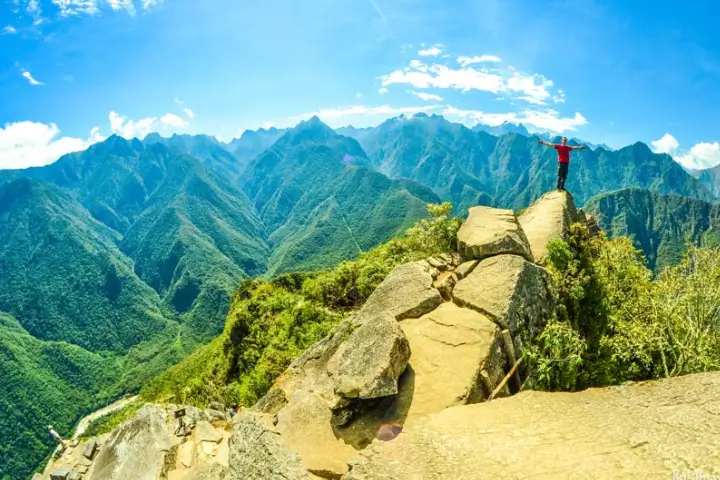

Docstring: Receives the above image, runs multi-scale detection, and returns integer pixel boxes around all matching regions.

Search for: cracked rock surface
[399,303,507,423]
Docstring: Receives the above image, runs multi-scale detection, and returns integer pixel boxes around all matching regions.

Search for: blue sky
[2,0,720,170]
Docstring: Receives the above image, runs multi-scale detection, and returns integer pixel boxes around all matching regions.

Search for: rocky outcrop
[453,254,555,351]
[457,206,533,262]
[359,261,443,320]
[342,371,720,479]
[85,405,177,480]
[519,190,579,264]
[42,192,684,480]
[228,412,308,480]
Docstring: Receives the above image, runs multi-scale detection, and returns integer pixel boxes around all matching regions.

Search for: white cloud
[0,121,104,169]
[2,25,17,34]
[418,44,443,57]
[457,55,501,67]
[37,0,163,17]
[443,106,588,133]
[651,133,720,170]
[378,87,389,95]
[21,69,44,86]
[677,142,720,170]
[409,90,443,101]
[51,0,100,16]
[160,113,188,128]
[107,0,135,14]
[650,133,679,155]
[0,105,192,170]
[110,110,190,139]
[380,56,564,106]
[183,108,195,120]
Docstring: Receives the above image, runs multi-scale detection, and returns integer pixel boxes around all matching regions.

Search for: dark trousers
[557,162,569,190]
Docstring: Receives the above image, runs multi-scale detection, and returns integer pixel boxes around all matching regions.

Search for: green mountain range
[585,188,720,271]
[343,113,714,213]
[1,113,717,480]
[690,164,720,197]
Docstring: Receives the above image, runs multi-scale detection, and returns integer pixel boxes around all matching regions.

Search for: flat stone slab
[457,206,533,262]
[342,372,720,479]
[519,190,579,265]
[400,303,506,423]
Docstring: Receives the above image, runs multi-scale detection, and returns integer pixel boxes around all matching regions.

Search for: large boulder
[253,317,367,478]
[82,439,98,460]
[49,467,71,480]
[228,412,308,480]
[519,190,579,265]
[399,303,507,423]
[85,405,178,480]
[327,312,411,399]
[359,261,443,321]
[342,372,720,479]
[457,206,533,262]
[453,254,555,350]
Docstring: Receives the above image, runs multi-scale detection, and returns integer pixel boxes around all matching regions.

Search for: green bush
[525,223,720,392]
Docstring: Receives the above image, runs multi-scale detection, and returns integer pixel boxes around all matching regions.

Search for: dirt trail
[72,395,139,439]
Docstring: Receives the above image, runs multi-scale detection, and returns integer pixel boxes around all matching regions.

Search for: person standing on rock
[538,136,586,191]
[48,425,66,453]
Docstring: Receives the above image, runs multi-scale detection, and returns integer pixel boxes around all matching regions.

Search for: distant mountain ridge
[585,187,720,271]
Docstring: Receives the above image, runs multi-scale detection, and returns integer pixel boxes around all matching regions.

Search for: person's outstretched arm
[570,144,587,150]
[537,139,553,147]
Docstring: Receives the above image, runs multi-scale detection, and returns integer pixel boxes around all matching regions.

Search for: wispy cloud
[418,44,444,57]
[457,55,502,67]
[107,0,136,15]
[18,0,163,18]
[21,69,44,86]
[378,87,389,95]
[51,0,99,16]
[409,90,443,101]
[443,106,588,133]
[183,108,195,120]
[380,53,562,106]
[2,25,17,34]
[368,0,387,21]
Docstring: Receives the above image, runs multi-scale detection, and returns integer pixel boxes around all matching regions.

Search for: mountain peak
[289,116,336,142]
